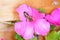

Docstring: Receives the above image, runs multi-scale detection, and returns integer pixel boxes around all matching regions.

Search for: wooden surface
[25,0,60,14]
[0,25,14,40]
[0,0,25,21]
[37,35,45,40]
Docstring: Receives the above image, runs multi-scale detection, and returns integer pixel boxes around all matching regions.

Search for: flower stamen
[24,11,33,21]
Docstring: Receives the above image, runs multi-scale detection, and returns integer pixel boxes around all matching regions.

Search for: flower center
[24,11,33,21]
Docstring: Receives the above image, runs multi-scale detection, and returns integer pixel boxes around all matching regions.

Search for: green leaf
[56,31,60,40]
[46,31,60,40]
[39,8,45,12]
[50,25,55,31]
[15,33,24,40]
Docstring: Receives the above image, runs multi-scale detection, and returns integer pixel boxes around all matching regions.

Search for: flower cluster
[14,4,60,40]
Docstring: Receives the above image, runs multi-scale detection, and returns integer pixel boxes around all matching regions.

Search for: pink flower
[15,4,50,40]
[45,8,60,26]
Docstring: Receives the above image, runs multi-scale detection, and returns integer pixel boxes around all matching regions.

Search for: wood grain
[0,24,14,40]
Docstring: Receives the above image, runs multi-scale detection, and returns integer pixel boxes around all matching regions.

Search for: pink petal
[14,22,34,39]
[16,4,33,21]
[34,19,50,36]
[23,22,34,39]
[14,22,26,36]
[32,9,45,21]
[45,8,60,26]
